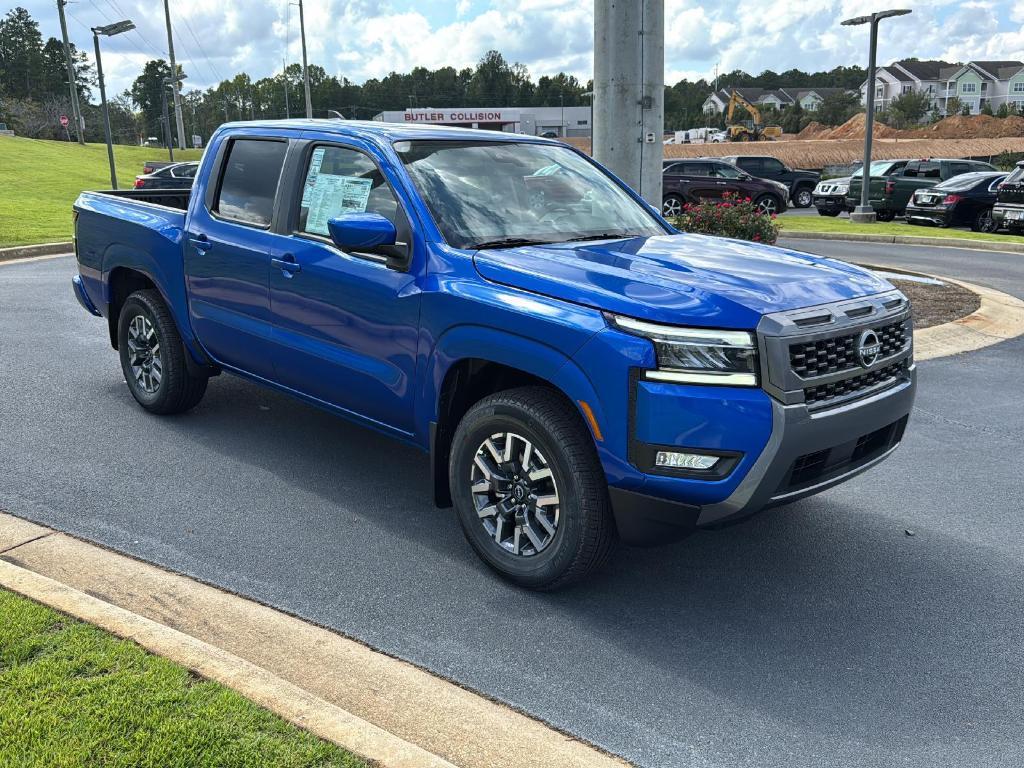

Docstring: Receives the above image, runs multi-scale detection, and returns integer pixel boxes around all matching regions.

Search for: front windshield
[394,140,666,249]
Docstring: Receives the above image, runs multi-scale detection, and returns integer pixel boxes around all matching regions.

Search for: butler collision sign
[372,106,593,137]
[402,110,507,123]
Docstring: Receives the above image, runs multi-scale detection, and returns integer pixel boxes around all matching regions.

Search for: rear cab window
[214,138,289,227]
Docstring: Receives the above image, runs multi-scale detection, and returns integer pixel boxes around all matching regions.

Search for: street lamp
[92,20,135,189]
[162,74,187,162]
[841,8,912,223]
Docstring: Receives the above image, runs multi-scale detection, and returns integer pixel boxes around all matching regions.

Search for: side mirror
[327,212,397,251]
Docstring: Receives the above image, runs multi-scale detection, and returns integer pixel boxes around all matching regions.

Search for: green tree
[980,101,994,116]
[816,90,861,126]
[945,96,962,116]
[885,89,932,128]
[0,7,44,98]
[997,102,1010,118]
[130,59,184,146]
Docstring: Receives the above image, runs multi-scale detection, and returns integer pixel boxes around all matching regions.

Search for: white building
[372,106,592,137]
[701,87,851,115]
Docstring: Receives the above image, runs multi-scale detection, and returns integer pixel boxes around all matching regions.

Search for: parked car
[720,155,820,208]
[142,160,176,175]
[662,158,789,216]
[134,161,199,190]
[905,171,1006,231]
[72,121,916,589]
[992,160,1024,234]
[814,161,909,217]
[847,158,996,221]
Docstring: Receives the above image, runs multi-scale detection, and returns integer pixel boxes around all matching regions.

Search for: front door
[185,136,289,379]
[268,142,422,435]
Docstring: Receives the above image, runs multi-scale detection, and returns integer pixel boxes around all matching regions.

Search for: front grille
[789,319,908,379]
[803,360,909,406]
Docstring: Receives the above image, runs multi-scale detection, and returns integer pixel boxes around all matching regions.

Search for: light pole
[162,75,186,161]
[92,20,135,189]
[296,0,313,118]
[842,8,911,223]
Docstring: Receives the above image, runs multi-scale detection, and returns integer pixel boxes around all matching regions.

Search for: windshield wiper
[558,233,634,243]
[470,237,553,250]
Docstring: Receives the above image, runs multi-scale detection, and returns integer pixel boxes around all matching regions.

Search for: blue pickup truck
[72,120,916,589]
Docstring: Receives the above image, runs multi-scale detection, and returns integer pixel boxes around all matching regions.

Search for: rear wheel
[449,387,615,590]
[662,194,685,218]
[875,209,896,222]
[817,209,841,217]
[117,289,207,414]
[793,187,813,208]
[754,195,781,216]
[973,207,995,233]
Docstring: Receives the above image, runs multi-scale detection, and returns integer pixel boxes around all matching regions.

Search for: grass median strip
[0,588,367,768]
[779,215,1024,245]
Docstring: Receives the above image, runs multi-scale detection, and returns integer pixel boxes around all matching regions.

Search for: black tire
[793,186,814,208]
[875,209,896,222]
[662,194,685,218]
[754,194,782,217]
[448,386,615,590]
[817,209,841,217]
[973,207,995,233]
[117,289,207,415]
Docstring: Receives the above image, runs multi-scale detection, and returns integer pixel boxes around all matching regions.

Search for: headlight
[835,185,849,195]
[610,315,759,386]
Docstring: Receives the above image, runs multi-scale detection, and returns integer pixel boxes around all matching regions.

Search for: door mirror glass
[327,212,397,252]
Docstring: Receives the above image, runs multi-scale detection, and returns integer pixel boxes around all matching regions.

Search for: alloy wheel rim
[663,197,682,217]
[470,432,560,557]
[980,210,994,232]
[126,314,162,394]
[758,198,778,215]
[797,190,812,207]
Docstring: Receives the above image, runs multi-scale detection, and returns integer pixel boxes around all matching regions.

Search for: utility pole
[283,59,291,118]
[297,0,313,118]
[593,0,664,206]
[162,0,186,148]
[57,0,84,144]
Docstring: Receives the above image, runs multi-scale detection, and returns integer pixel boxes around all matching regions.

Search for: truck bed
[100,188,191,211]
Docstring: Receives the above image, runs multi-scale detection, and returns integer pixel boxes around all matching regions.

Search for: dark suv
[720,155,820,208]
[662,159,790,217]
[992,160,1024,234]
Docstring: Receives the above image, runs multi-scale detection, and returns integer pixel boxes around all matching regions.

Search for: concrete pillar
[593,0,664,207]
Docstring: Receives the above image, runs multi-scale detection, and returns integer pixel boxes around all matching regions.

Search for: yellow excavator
[724,91,783,142]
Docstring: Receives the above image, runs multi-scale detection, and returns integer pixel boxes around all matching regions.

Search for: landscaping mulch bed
[888,277,980,329]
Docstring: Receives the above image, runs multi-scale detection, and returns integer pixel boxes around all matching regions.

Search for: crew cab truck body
[73,120,916,589]
[846,158,995,221]
[992,160,1024,234]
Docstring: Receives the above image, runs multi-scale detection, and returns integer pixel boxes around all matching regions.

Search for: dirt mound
[797,121,830,139]
[827,113,900,140]
[908,114,1024,139]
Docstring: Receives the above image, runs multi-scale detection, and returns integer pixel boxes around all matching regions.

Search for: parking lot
[2,242,1023,768]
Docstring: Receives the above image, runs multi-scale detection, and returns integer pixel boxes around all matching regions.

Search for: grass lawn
[0,136,203,248]
[0,588,366,768]
[779,214,1024,246]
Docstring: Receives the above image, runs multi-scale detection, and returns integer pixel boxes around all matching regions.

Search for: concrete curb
[780,230,1024,254]
[0,514,630,768]
[0,241,73,262]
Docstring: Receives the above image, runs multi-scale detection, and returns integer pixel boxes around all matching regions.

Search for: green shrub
[670,193,780,245]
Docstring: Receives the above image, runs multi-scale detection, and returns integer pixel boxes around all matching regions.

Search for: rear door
[680,161,726,201]
[184,135,289,379]
[267,139,423,435]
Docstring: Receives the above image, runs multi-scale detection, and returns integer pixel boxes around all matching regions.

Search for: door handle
[716,181,728,185]
[272,253,301,276]
[189,233,212,253]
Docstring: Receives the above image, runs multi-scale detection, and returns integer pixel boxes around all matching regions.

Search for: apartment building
[860,59,1024,116]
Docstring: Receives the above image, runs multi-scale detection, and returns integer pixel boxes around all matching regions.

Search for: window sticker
[300,147,327,207]
[305,173,373,235]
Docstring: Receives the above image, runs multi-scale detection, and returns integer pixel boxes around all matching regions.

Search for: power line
[180,13,227,84]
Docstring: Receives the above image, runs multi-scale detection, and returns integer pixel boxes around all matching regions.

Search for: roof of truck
[218,119,556,143]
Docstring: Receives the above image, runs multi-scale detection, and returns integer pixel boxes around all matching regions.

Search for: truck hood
[473,233,890,327]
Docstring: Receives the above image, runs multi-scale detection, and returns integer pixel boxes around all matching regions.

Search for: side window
[903,162,919,177]
[950,163,971,177]
[298,145,399,237]
[683,163,710,177]
[663,163,683,174]
[761,158,785,175]
[918,162,941,178]
[179,164,197,179]
[214,139,288,227]
[736,157,760,173]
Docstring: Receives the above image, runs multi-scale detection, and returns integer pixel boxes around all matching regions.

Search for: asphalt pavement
[2,245,1023,768]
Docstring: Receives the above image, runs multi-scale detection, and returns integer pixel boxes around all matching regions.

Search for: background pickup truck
[73,120,916,589]
[720,155,820,208]
[846,158,995,221]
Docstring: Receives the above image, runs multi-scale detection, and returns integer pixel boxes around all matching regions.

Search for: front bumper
[607,292,916,545]
[813,195,847,212]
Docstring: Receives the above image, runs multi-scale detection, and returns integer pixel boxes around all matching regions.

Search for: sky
[19,0,1024,98]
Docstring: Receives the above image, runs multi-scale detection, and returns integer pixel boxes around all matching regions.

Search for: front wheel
[448,387,615,590]
[662,194,685,218]
[118,289,207,414]
[793,187,813,208]
[755,195,781,216]
[817,208,841,217]
[973,207,996,233]
[875,209,896,222]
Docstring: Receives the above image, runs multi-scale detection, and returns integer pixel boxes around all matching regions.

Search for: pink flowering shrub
[669,192,780,245]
